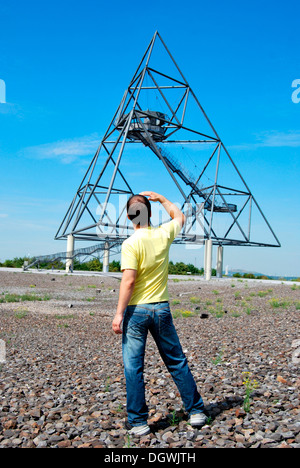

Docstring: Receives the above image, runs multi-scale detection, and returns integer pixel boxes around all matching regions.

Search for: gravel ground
[0,269,299,449]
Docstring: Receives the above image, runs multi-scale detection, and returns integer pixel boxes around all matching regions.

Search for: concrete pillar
[66,234,74,273]
[204,239,212,281]
[216,245,223,278]
[102,241,110,273]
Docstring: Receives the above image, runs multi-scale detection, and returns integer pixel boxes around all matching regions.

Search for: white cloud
[256,131,300,148]
[228,130,300,151]
[19,133,102,164]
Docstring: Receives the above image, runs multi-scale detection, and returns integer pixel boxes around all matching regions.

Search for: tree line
[0,256,208,275]
[1,256,297,280]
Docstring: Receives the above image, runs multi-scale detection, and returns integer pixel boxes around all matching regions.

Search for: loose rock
[0,271,299,448]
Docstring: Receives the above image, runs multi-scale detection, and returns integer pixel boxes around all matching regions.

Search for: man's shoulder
[158,219,182,235]
[122,232,139,248]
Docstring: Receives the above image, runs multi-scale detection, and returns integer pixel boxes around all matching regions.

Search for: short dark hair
[127,194,151,227]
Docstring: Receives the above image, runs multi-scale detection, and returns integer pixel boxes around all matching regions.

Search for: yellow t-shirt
[121,219,182,305]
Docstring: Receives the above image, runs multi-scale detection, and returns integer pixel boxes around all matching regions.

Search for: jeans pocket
[124,309,149,338]
[157,309,174,335]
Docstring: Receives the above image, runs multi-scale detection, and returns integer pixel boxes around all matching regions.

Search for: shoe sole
[128,427,150,436]
[189,417,207,427]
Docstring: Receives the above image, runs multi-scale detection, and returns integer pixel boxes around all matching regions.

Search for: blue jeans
[122,302,205,426]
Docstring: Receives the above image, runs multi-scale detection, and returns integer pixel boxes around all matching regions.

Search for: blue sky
[0,0,299,276]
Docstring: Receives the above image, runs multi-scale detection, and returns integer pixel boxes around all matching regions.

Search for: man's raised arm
[139,191,186,227]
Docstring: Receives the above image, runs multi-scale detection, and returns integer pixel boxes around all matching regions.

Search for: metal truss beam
[54,31,280,252]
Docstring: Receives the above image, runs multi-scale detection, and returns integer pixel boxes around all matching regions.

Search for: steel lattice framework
[55,31,280,250]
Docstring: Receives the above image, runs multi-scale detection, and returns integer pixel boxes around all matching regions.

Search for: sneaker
[188,413,207,427]
[128,424,151,436]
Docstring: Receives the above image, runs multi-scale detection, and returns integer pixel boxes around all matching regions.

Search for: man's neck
[133,224,150,231]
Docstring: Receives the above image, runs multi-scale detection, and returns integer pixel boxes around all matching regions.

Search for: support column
[102,241,110,273]
[66,234,74,273]
[204,239,212,281]
[216,245,223,278]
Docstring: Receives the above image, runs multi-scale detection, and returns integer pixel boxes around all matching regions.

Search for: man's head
[127,194,151,227]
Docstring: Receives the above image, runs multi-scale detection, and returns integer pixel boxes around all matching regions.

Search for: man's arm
[112,269,137,334]
[140,191,186,227]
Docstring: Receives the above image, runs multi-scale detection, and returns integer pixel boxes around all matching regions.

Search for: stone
[0,271,299,449]
[277,375,288,384]
[57,440,72,448]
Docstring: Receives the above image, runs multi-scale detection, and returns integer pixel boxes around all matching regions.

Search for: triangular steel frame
[55,31,280,249]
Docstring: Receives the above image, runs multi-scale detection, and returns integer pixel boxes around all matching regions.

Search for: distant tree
[168,261,202,275]
[86,259,103,271]
[109,260,121,272]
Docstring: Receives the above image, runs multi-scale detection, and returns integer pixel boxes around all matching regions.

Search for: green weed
[171,299,181,305]
[208,304,224,318]
[14,309,28,319]
[268,298,290,309]
[190,296,200,304]
[212,349,223,365]
[0,293,50,303]
[242,372,259,412]
[172,309,195,318]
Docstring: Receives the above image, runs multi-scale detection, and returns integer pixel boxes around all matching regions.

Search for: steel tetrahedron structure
[55,31,280,262]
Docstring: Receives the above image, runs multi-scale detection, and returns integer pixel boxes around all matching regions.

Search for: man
[112,191,206,436]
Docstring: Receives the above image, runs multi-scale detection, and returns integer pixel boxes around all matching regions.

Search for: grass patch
[171,299,181,305]
[55,314,74,328]
[14,309,28,319]
[231,310,241,317]
[268,298,291,309]
[212,349,223,365]
[190,296,200,304]
[244,296,252,302]
[208,304,224,318]
[0,293,50,303]
[54,314,74,320]
[172,309,195,319]
[257,289,273,297]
